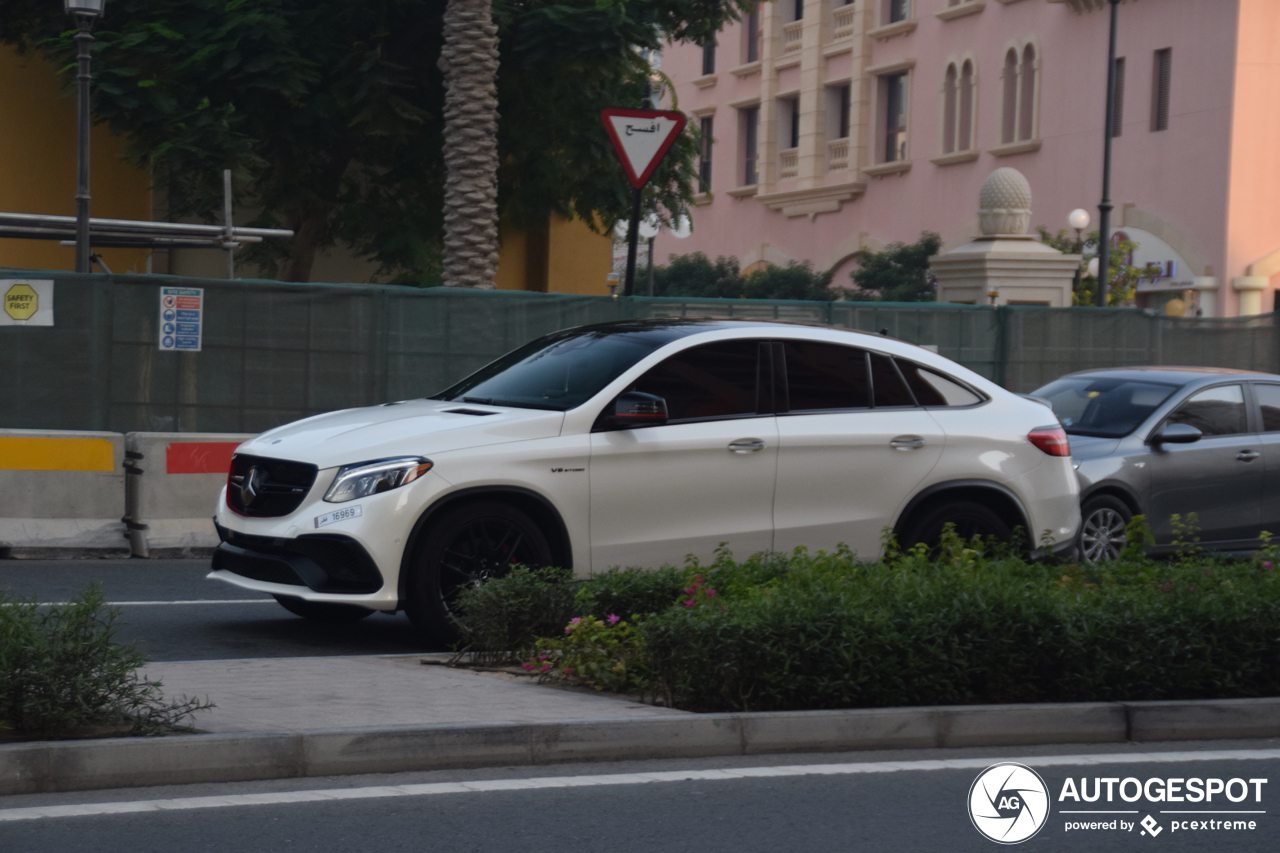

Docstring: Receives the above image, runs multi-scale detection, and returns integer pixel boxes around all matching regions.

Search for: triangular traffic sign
[601,108,688,189]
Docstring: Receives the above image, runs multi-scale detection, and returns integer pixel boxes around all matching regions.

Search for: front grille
[214,524,384,594]
[227,454,318,518]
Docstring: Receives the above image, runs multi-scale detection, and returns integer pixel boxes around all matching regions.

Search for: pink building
[658,0,1280,316]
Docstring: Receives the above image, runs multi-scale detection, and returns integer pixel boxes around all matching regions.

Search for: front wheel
[273,595,376,623]
[1078,496,1132,562]
[405,502,553,644]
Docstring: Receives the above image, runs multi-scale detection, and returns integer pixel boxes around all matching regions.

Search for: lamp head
[1068,208,1091,231]
[64,0,105,18]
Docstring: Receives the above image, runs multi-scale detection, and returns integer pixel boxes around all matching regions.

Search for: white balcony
[827,139,850,171]
[782,21,804,53]
[833,6,856,40]
[779,148,799,179]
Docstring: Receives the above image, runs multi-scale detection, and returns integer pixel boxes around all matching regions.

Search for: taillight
[1028,426,1071,457]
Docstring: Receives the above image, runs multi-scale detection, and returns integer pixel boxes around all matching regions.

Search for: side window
[870,353,915,407]
[631,340,761,421]
[896,359,983,406]
[1165,385,1246,437]
[781,341,871,411]
[1255,384,1280,432]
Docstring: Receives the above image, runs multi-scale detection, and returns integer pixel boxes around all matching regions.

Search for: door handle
[890,435,926,451]
[1236,449,1261,462]
[728,439,766,453]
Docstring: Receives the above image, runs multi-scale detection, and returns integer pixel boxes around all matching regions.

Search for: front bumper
[211,521,385,594]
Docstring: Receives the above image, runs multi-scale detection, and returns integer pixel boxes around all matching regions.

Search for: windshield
[1032,376,1179,438]
[433,324,691,411]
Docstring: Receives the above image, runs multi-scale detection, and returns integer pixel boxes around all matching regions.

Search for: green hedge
[456,532,1280,713]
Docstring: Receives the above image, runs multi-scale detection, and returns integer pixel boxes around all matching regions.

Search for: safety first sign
[159,286,203,352]
[0,279,54,326]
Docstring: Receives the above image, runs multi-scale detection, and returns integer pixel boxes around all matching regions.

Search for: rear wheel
[273,595,375,623]
[904,500,1014,551]
[1078,495,1132,562]
[405,502,553,644]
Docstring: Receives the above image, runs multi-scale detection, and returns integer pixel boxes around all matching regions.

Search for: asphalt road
[1,740,1277,852]
[0,559,443,660]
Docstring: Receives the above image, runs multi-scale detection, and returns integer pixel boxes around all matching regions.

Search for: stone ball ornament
[978,167,1033,236]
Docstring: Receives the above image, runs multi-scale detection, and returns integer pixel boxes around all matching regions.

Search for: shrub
[450,566,578,664]
[0,585,213,739]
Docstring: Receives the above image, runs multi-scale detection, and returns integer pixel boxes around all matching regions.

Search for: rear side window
[781,341,871,411]
[631,340,762,421]
[1165,384,1246,437]
[1257,384,1280,432]
[870,353,915,407]
[897,360,983,406]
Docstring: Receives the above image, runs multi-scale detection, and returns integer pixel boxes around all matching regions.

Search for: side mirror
[1151,423,1202,446]
[603,391,668,430]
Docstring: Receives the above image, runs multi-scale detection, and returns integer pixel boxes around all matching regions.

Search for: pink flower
[607,613,621,625]
[540,663,551,672]
[685,587,696,595]
[539,654,548,661]
[563,667,573,676]
[706,589,716,598]
[684,599,695,608]
[1265,561,1274,570]
[570,617,582,624]
[564,626,573,634]
[522,662,534,671]
[1188,586,1195,592]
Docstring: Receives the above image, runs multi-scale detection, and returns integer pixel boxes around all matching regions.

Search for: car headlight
[323,457,433,503]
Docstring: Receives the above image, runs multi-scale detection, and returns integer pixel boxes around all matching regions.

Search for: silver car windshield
[1033,377,1179,438]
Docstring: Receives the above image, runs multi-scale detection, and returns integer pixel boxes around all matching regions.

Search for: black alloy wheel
[1078,495,1132,562]
[406,501,553,644]
[273,595,376,623]
[904,500,1014,551]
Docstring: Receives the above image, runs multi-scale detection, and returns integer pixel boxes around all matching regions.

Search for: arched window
[943,64,958,154]
[958,60,974,150]
[1001,49,1018,144]
[1019,45,1037,141]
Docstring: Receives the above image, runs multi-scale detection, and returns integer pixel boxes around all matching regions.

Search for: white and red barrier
[123,433,255,557]
[0,429,128,558]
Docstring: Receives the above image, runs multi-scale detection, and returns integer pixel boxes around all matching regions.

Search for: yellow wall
[546,215,613,295]
[0,46,151,273]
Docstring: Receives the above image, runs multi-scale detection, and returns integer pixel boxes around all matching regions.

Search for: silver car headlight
[323,457,433,503]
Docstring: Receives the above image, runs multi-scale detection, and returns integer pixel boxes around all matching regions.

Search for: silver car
[1031,367,1280,561]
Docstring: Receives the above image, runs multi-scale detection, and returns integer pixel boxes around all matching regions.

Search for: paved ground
[0,559,440,660]
[2,740,1276,852]
[138,655,684,733]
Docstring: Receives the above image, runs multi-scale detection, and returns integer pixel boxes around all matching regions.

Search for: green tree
[651,253,837,301]
[0,0,751,282]
[843,232,940,302]
[1037,226,1164,307]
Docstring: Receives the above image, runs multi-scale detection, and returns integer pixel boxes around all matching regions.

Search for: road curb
[2,697,1278,795]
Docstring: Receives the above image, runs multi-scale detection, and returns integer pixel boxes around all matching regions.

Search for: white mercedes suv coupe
[210,319,1080,640]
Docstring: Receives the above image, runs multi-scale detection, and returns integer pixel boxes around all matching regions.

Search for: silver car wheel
[1080,507,1128,562]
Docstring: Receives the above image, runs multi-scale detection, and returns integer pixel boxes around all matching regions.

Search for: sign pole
[624,187,643,298]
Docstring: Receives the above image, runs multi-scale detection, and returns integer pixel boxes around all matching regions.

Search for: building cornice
[755,182,867,219]
[988,139,1043,157]
[867,19,918,41]
[937,1,985,21]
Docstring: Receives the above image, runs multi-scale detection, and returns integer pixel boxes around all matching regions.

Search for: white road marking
[2,600,277,607]
[3,748,1278,823]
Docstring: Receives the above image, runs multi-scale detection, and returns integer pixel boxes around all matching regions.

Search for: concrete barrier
[123,433,254,557]
[0,429,128,558]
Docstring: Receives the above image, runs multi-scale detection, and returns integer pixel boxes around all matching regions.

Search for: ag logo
[968,762,1050,844]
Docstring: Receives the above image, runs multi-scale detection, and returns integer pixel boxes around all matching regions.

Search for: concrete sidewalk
[138,655,685,734]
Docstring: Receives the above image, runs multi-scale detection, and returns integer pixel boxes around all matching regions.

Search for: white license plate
[314,505,362,528]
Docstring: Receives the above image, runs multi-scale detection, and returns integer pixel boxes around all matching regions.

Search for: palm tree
[439,0,501,289]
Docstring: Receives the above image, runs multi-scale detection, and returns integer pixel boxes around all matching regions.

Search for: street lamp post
[66,0,105,274]
[1096,0,1121,307]
[1069,208,1091,299]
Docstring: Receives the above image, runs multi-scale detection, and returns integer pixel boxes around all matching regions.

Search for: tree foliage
[0,0,751,281]
[651,252,837,301]
[1037,226,1164,307]
[844,232,940,302]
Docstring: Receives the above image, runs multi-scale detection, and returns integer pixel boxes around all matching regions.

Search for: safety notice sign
[0,279,54,326]
[159,286,203,352]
